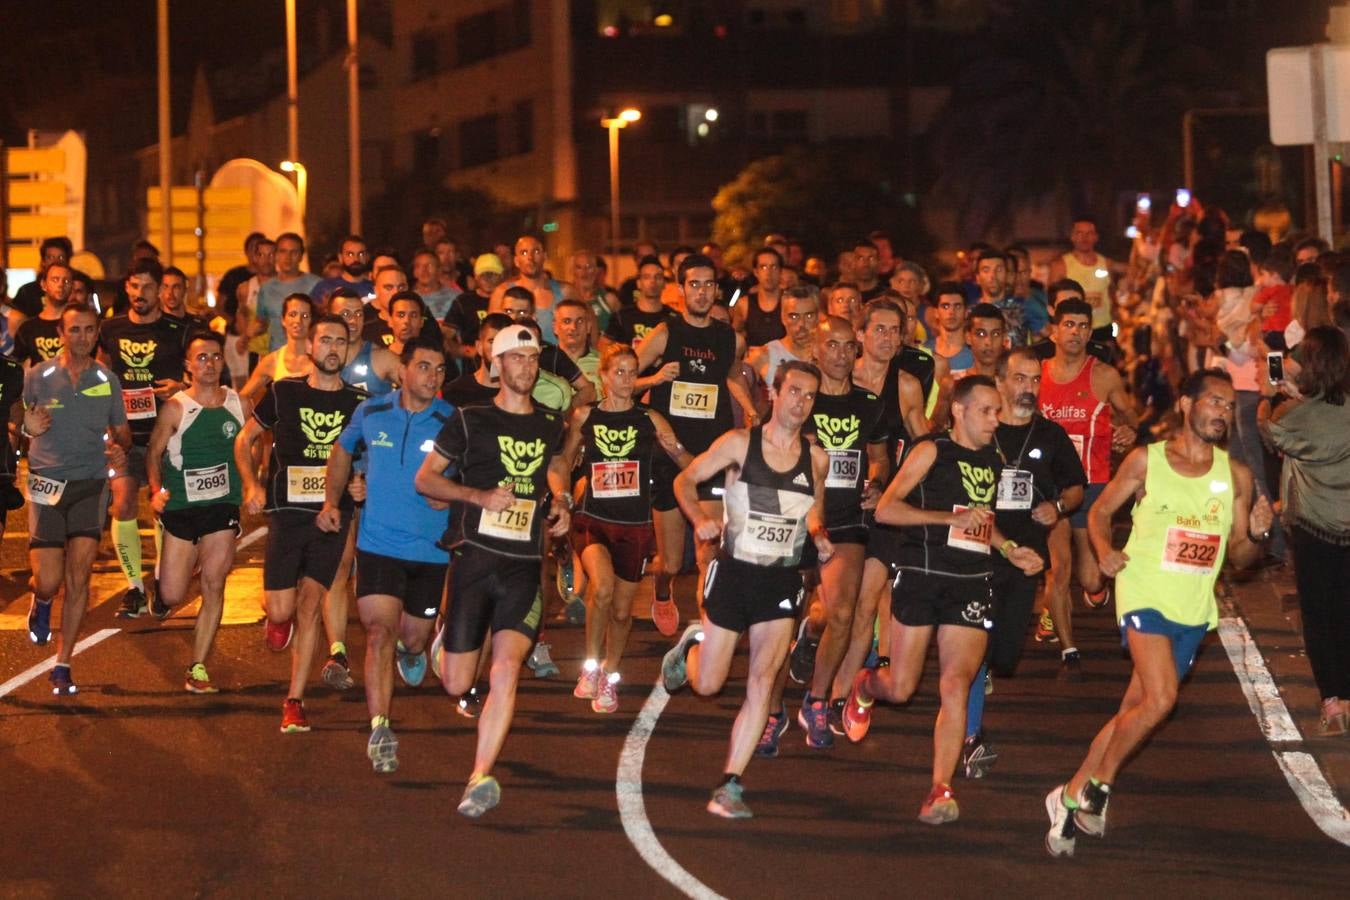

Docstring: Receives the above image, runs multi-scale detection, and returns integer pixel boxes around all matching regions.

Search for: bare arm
[877,441,958,527]
[675,429,748,540]
[634,322,670,372]
[234,416,268,515]
[569,374,596,412]
[897,370,930,439]
[145,396,183,509]
[862,441,889,508]
[1226,458,1273,570]
[413,448,513,510]
[806,444,835,563]
[559,405,592,472]
[648,409,693,468]
[1087,446,1148,574]
[240,351,276,404]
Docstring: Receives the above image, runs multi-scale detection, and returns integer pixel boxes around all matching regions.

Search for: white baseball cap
[491,325,540,358]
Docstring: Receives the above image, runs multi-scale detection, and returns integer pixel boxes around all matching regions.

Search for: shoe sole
[185,682,219,694]
[591,700,618,713]
[651,600,679,637]
[51,683,79,696]
[1045,788,1077,857]
[368,737,400,774]
[706,800,753,819]
[796,708,834,749]
[918,801,959,825]
[323,667,356,690]
[265,623,294,652]
[458,779,501,818]
[395,658,427,688]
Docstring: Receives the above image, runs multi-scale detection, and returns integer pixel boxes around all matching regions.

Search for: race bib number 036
[669,381,718,419]
[478,497,536,542]
[28,473,67,507]
[1162,527,1221,575]
[826,449,860,490]
[123,386,157,421]
[286,466,327,504]
[947,504,991,554]
[185,463,230,503]
[591,461,640,498]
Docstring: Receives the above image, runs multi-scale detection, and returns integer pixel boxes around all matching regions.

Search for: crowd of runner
[17,198,1340,853]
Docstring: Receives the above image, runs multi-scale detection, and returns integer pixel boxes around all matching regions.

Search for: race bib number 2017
[947,504,991,554]
[591,461,640,499]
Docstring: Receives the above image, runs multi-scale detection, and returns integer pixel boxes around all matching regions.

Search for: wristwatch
[1054,498,1066,517]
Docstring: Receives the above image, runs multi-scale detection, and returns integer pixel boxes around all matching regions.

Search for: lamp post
[280,159,307,235]
[601,107,641,256]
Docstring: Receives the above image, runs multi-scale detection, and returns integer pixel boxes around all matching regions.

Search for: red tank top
[1040,356,1111,483]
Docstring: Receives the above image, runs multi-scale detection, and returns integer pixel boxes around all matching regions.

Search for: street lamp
[280,159,308,233]
[601,107,641,255]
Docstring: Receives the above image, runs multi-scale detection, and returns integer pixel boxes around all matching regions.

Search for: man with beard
[489,235,577,345]
[98,258,192,617]
[959,349,1085,778]
[13,261,74,366]
[311,235,374,308]
[234,315,368,733]
[1045,369,1272,857]
[747,286,820,400]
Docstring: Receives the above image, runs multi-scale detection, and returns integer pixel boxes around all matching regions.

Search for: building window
[514,100,534,155]
[458,114,501,168]
[413,130,442,174]
[411,31,439,80]
[456,11,498,67]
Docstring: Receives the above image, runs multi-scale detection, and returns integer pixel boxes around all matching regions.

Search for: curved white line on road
[617,683,728,900]
[1218,615,1350,846]
[0,628,119,698]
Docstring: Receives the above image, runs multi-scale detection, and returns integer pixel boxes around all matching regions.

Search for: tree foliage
[711,146,932,265]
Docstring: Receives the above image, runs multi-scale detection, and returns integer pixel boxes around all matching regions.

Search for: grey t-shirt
[23,359,128,480]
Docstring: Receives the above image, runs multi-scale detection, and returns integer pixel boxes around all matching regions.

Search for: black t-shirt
[992,415,1087,562]
[576,403,659,525]
[0,355,24,452]
[432,402,565,560]
[444,292,491,346]
[98,314,191,443]
[13,316,63,365]
[253,376,367,513]
[802,387,889,531]
[859,283,887,303]
[616,276,640,309]
[604,305,675,346]
[743,292,785,348]
[898,432,1001,576]
[11,282,44,318]
[646,317,737,452]
[442,372,497,408]
[361,314,442,348]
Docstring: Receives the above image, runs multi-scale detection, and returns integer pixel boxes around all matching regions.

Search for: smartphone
[1176,188,1192,208]
[1267,351,1284,384]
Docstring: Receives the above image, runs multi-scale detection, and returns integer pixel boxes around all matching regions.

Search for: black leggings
[988,562,1042,677]
[1290,525,1350,701]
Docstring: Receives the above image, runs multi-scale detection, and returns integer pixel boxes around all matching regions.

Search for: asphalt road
[1,505,1348,898]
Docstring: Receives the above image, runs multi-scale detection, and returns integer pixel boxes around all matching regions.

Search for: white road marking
[0,628,118,698]
[1218,614,1350,846]
[236,526,267,551]
[617,684,727,900]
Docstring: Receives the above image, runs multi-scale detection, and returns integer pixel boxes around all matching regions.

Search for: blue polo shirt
[337,389,454,564]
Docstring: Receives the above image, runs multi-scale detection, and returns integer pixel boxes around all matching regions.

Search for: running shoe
[841,669,875,744]
[322,652,356,691]
[1034,610,1059,643]
[918,783,959,824]
[707,780,753,819]
[562,598,586,626]
[115,587,148,619]
[1044,785,1078,858]
[798,695,834,749]
[148,589,173,621]
[280,698,310,733]
[1058,649,1084,683]
[457,774,501,818]
[787,618,819,685]
[456,685,485,719]
[1083,584,1111,610]
[1319,696,1349,736]
[574,661,601,700]
[526,641,560,678]
[367,724,399,774]
[184,662,219,694]
[651,595,679,637]
[827,697,847,736]
[49,664,78,696]
[961,731,998,779]
[592,672,620,714]
[27,596,52,645]
[264,617,294,652]
[754,704,789,758]
[1074,780,1111,837]
[661,622,704,692]
[395,642,428,688]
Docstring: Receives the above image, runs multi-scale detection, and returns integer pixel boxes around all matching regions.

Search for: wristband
[1054,498,1065,516]
[998,538,1018,558]
[809,523,828,540]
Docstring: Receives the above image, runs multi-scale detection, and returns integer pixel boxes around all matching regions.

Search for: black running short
[263,508,351,591]
[356,549,448,620]
[865,520,903,567]
[702,554,805,633]
[444,547,541,653]
[892,567,993,631]
[651,453,724,511]
[160,503,241,544]
[570,512,654,583]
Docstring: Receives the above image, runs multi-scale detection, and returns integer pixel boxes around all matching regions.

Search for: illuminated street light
[280,159,308,234]
[705,108,719,122]
[601,108,641,254]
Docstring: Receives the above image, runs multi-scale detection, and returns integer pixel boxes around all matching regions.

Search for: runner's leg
[471,629,533,779]
[359,593,402,720]
[192,530,235,666]
[933,624,987,786]
[724,619,793,777]
[287,577,325,700]
[56,537,99,665]
[809,543,865,700]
